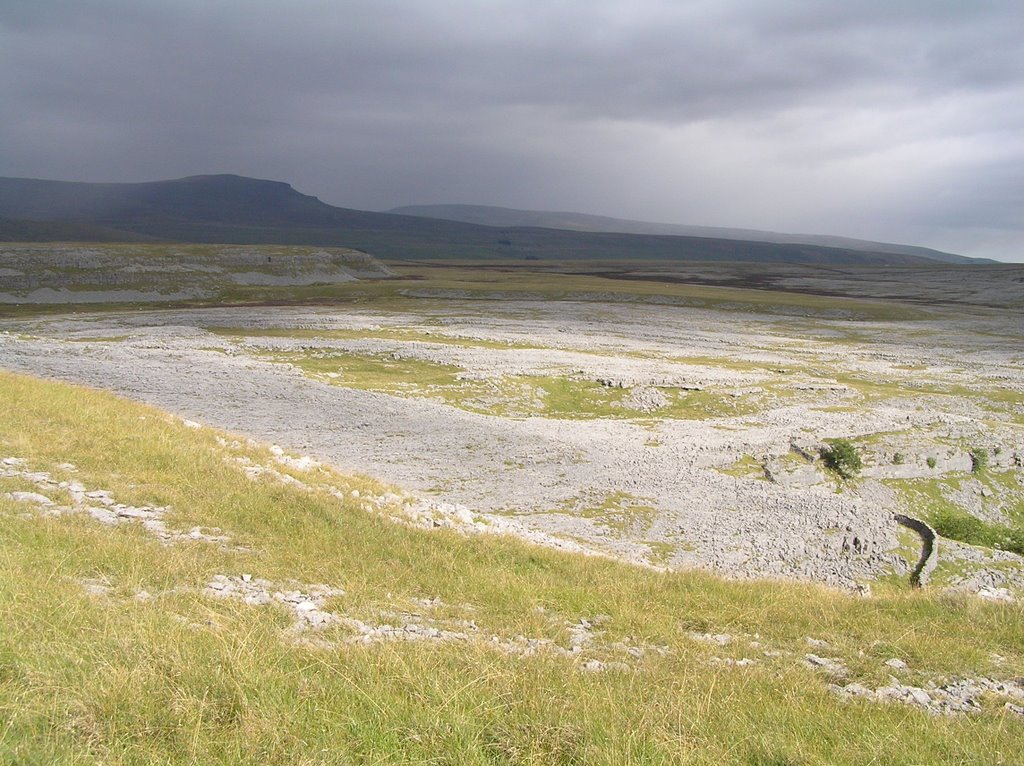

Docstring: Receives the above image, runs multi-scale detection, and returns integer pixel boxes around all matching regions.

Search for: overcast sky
[2,1,1023,261]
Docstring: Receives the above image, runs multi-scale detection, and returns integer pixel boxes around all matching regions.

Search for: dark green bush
[970,448,988,473]
[821,439,862,479]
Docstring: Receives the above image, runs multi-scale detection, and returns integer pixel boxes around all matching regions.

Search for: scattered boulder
[833,675,1024,716]
[4,490,54,506]
[618,386,670,413]
[804,653,848,676]
[689,632,733,646]
[977,586,1016,603]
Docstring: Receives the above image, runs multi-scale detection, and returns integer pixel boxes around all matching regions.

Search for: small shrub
[970,448,988,473]
[926,456,937,469]
[821,439,862,479]
[892,452,904,465]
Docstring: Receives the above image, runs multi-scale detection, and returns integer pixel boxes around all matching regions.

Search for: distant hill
[0,174,991,266]
[389,204,985,265]
[0,175,376,228]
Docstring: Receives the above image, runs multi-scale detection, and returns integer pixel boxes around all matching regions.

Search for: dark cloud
[1,0,1022,260]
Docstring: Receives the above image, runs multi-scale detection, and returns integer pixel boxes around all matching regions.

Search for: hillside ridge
[389,203,985,264]
[0,174,990,266]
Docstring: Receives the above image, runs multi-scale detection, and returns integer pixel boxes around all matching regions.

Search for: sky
[2,1,1023,262]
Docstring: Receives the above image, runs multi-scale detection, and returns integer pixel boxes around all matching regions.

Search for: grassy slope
[1,370,1023,764]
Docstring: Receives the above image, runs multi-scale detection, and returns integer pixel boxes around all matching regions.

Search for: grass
[206,325,540,351]
[557,491,659,536]
[1,370,1024,763]
[930,510,1024,556]
[845,374,1023,417]
[383,264,929,322]
[197,317,1024,437]
[717,455,768,481]
[256,346,773,422]
[886,475,1024,556]
[204,317,1024,429]
[2,248,930,323]
[209,320,827,423]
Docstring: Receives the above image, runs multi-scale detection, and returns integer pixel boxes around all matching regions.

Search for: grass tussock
[1,370,1023,764]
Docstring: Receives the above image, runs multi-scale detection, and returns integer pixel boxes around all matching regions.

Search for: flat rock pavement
[2,301,1021,588]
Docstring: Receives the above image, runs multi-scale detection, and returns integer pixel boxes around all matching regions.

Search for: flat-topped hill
[0,174,992,266]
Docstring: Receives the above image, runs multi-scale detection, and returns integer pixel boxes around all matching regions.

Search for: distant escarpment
[0,174,991,266]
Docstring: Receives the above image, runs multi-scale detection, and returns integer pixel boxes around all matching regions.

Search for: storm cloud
[2,0,1022,260]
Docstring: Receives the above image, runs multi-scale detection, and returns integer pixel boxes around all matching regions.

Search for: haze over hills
[389,204,984,265]
[0,174,993,266]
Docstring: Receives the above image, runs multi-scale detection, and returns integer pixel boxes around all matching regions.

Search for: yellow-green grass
[206,325,541,351]
[717,455,770,481]
[1,370,1023,764]
[550,491,660,537]
[248,347,794,423]
[886,474,1024,556]
[209,321,1024,425]
[258,341,1022,426]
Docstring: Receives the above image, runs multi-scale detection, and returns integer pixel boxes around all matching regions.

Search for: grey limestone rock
[4,490,54,506]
